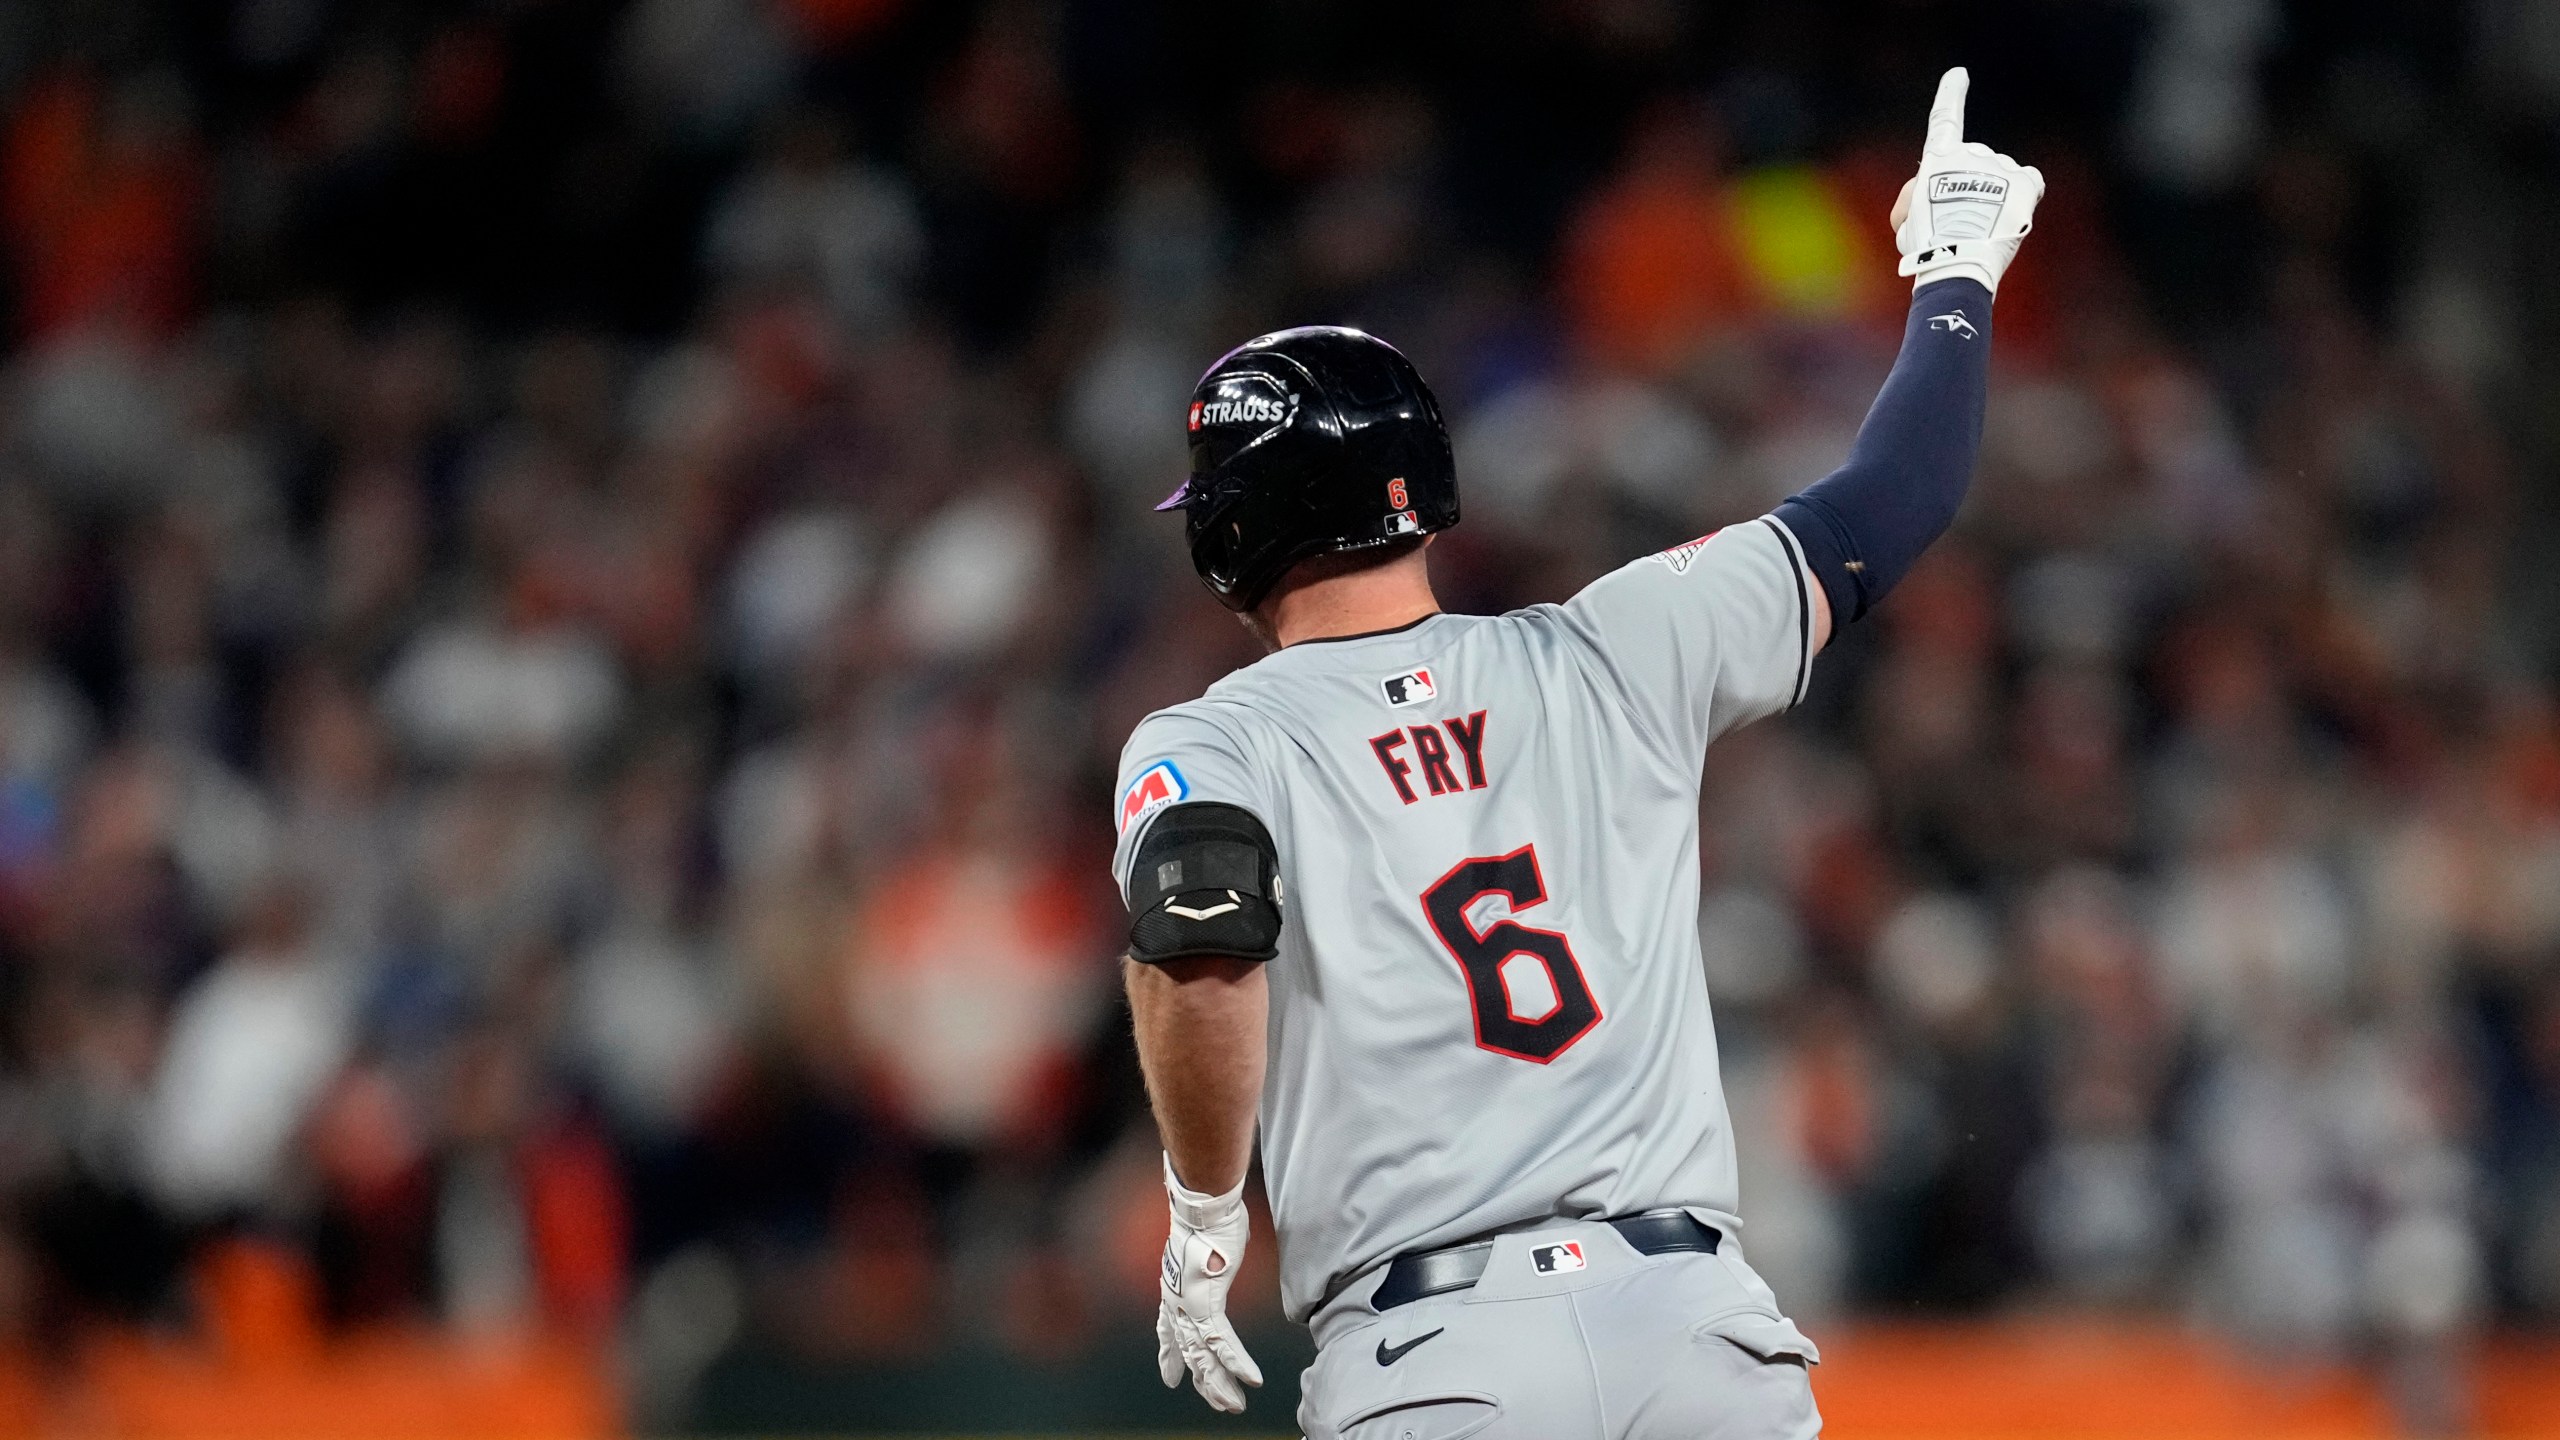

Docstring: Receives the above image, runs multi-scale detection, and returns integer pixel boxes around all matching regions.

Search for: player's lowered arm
[1126,955,1269,1413]
[1770,67,2040,641]
[1125,955,1267,1196]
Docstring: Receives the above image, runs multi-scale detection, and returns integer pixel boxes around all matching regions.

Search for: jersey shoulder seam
[1517,599,1699,790]
[1125,696,1278,820]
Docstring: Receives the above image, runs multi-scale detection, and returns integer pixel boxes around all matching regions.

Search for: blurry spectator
[2123,0,2279,193]
[839,704,1103,1156]
[380,612,622,766]
[566,752,738,1143]
[140,879,348,1218]
[2,71,203,341]
[2155,781,2354,1035]
[2017,870,2177,1304]
[882,485,1054,662]
[705,109,925,334]
[1560,98,1753,372]
[725,506,872,702]
[1454,372,1727,533]
[1062,137,1233,511]
[617,0,796,144]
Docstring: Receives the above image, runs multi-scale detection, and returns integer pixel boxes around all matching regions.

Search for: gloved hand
[1892,67,2044,295]
[1156,1154,1264,1413]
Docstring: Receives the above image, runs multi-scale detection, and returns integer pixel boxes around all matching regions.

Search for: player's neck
[1252,554,1441,651]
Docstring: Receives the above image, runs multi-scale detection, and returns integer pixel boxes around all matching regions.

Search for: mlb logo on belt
[1530,1241,1586,1275]
[1118,760,1189,835]
[1381,668,1436,708]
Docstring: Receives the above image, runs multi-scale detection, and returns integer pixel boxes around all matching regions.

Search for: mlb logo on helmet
[1530,1241,1587,1275]
[1381,668,1436,708]
[1118,760,1190,835]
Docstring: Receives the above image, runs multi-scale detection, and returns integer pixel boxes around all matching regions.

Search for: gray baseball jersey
[1113,516,1814,1322]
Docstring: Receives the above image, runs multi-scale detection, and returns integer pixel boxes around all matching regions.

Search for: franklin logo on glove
[1929,172,2008,201]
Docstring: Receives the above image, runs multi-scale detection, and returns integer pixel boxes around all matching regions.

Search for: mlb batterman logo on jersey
[1381,668,1436,707]
[1118,760,1189,835]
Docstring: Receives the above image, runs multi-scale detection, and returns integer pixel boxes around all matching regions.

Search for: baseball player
[1113,69,2039,1438]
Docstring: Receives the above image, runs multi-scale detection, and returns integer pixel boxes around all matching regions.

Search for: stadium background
[2,0,2560,1435]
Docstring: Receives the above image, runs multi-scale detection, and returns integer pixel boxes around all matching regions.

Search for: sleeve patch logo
[1381,668,1437,707]
[1117,760,1190,835]
[1654,529,1720,574]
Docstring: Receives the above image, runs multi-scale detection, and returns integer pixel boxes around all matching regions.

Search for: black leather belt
[1369,1211,1720,1311]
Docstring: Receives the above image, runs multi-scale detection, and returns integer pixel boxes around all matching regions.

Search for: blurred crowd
[2,0,2559,1429]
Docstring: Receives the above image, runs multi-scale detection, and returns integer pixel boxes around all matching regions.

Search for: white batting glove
[1893,68,2044,295]
[1156,1154,1264,1413]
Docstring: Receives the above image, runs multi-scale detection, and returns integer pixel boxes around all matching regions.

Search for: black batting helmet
[1155,326,1458,611]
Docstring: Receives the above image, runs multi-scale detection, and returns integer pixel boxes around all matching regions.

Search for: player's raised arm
[1772,66,2043,648]
[1553,69,2041,759]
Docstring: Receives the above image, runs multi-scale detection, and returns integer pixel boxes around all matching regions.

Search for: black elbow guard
[1126,802,1284,964]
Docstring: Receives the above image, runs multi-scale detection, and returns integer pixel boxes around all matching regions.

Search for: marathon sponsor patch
[1381,668,1437,708]
[1530,1241,1587,1275]
[1118,760,1190,836]
[1654,530,1719,574]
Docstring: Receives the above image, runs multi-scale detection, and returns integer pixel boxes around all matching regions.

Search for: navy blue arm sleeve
[1770,277,1992,626]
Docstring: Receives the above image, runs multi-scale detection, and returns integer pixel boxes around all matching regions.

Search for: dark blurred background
[2,0,2560,1435]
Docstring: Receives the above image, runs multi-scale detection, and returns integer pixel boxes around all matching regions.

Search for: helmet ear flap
[1175,326,1458,610]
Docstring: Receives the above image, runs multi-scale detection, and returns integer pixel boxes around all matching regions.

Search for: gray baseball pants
[1297,1217,1822,1440]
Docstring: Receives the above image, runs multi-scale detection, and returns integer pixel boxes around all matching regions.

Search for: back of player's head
[1157,326,1458,611]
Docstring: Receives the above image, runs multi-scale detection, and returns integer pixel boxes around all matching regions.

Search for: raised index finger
[1927,66,1969,152]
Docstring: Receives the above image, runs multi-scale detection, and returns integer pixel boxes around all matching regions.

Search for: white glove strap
[1912,259,2001,293]
[1164,1155,1247,1232]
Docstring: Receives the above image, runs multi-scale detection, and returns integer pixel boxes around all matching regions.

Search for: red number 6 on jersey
[1421,845,1602,1063]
